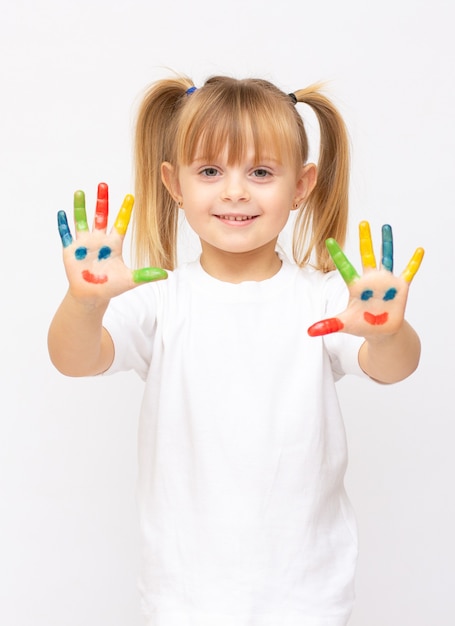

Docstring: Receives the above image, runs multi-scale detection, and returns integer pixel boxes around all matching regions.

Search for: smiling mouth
[82,270,108,284]
[364,311,389,326]
[215,214,258,222]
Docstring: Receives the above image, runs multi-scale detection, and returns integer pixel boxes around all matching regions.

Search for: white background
[1,0,453,624]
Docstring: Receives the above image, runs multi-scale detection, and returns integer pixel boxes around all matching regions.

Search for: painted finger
[359,221,376,270]
[132,267,168,284]
[113,194,134,236]
[94,182,109,231]
[401,247,424,283]
[74,190,89,232]
[308,317,344,337]
[58,210,73,247]
[326,238,360,284]
[381,224,393,272]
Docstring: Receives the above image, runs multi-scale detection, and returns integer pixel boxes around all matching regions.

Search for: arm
[48,292,113,377]
[48,183,167,377]
[308,222,424,384]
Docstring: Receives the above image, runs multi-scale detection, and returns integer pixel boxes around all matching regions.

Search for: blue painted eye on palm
[57,183,168,302]
[308,222,424,338]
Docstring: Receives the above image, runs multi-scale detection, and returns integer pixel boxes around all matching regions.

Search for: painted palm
[308,222,424,337]
[57,183,167,302]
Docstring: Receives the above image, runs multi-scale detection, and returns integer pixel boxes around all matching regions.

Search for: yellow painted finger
[401,247,424,283]
[359,221,377,270]
[113,194,134,235]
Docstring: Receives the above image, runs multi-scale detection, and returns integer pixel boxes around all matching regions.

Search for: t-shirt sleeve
[321,271,369,380]
[102,284,158,381]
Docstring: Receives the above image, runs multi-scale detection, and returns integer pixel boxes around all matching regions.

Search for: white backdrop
[1,1,453,624]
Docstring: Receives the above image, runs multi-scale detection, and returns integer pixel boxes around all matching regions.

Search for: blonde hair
[133,75,350,272]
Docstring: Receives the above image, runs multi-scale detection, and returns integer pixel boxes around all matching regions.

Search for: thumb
[308,317,344,337]
[132,267,168,284]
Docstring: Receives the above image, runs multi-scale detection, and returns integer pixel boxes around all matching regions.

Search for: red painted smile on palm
[82,269,108,284]
[363,311,388,326]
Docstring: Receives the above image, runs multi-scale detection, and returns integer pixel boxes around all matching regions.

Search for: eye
[75,246,88,260]
[98,246,112,261]
[252,168,270,178]
[360,289,373,301]
[200,167,219,177]
[383,287,397,301]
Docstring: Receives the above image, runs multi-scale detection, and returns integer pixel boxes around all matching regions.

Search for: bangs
[175,78,307,169]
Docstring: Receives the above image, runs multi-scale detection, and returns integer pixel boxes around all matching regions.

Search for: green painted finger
[74,190,89,232]
[326,238,360,284]
[132,267,168,283]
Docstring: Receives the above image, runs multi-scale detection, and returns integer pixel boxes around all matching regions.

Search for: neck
[199,241,282,283]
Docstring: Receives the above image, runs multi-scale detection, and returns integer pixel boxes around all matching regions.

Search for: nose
[221,172,250,203]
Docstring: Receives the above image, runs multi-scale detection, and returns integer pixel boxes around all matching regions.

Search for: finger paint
[75,246,88,260]
[82,270,108,284]
[383,287,397,301]
[381,224,393,272]
[361,289,374,301]
[94,182,109,230]
[307,317,344,337]
[402,247,424,283]
[58,210,73,247]
[98,246,112,260]
[114,194,134,236]
[74,190,89,232]
[132,267,168,283]
[359,221,377,270]
[364,311,388,325]
[326,238,359,285]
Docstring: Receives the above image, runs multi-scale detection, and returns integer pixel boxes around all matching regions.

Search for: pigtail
[133,76,194,269]
[292,86,350,272]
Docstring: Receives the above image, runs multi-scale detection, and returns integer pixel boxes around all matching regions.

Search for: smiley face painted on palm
[308,222,424,337]
[57,183,168,288]
[58,184,119,284]
[359,284,397,326]
[74,244,112,284]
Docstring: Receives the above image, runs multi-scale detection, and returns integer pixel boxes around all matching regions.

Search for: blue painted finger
[58,210,73,248]
[381,224,393,272]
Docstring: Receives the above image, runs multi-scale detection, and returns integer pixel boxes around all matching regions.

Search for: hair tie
[288,92,298,105]
[186,86,197,95]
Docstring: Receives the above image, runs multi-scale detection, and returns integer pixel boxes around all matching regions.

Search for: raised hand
[308,221,424,338]
[58,182,167,304]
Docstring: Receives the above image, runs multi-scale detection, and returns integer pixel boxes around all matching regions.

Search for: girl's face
[162,143,316,280]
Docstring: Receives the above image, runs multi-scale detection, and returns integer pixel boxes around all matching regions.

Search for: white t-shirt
[103,256,368,626]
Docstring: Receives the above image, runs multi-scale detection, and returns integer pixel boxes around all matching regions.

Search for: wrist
[65,289,111,317]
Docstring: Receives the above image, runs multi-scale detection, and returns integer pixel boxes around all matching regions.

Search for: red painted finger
[94,182,109,230]
[308,317,344,337]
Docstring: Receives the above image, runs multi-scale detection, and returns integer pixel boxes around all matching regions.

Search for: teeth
[219,215,254,221]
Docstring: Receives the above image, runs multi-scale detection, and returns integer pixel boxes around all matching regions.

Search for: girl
[48,75,423,626]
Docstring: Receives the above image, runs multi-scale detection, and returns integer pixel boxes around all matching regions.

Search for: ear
[161,162,182,204]
[293,163,317,209]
